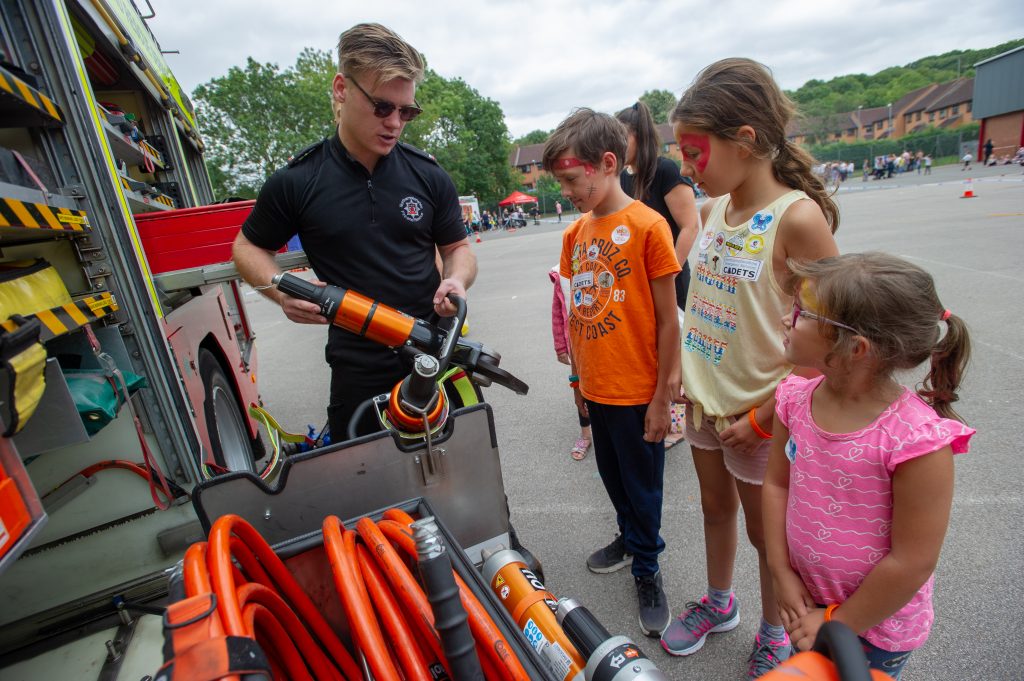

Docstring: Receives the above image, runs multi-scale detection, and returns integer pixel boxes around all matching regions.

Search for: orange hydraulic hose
[207,514,362,681]
[356,543,434,681]
[236,582,345,681]
[382,507,418,526]
[183,542,213,598]
[243,602,313,681]
[229,536,274,587]
[355,518,503,681]
[374,517,505,681]
[355,517,452,673]
[378,520,530,681]
[322,517,402,681]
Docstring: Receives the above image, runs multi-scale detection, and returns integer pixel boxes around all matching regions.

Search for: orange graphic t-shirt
[558,200,680,405]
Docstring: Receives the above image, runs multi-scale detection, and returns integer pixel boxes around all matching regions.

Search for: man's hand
[433,277,467,317]
[280,279,329,324]
[556,352,570,365]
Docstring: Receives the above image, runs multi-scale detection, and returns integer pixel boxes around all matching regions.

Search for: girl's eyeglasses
[791,299,859,334]
[347,75,423,122]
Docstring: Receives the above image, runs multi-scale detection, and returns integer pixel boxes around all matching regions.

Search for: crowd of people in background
[814,151,937,186]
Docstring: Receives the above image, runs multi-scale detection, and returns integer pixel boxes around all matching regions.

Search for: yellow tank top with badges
[682,189,807,431]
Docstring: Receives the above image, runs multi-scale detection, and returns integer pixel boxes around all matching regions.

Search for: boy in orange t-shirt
[544,109,681,637]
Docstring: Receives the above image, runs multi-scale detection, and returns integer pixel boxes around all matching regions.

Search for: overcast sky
[148,1,1022,139]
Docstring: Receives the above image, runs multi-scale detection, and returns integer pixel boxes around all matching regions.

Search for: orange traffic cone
[475,231,481,243]
[961,178,975,198]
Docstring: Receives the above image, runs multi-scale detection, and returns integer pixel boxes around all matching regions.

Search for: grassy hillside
[787,39,1024,115]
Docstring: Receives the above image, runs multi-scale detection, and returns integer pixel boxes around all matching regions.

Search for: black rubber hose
[345,397,377,442]
[414,522,484,681]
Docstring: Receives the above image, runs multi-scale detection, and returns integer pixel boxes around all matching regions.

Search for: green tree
[639,89,677,123]
[787,39,1024,114]
[195,54,516,205]
[514,129,549,145]
[193,49,336,199]
[402,70,517,206]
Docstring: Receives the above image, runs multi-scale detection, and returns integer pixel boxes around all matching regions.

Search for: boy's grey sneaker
[660,594,740,656]
[586,534,633,574]
[635,571,670,637]
[746,634,793,679]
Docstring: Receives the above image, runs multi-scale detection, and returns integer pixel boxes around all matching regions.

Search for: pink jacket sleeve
[550,269,569,355]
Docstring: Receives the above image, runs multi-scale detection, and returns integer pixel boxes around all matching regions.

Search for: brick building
[972,45,1024,159]
[785,77,975,146]
[508,123,683,189]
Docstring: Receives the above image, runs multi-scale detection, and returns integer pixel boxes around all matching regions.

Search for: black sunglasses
[347,75,423,122]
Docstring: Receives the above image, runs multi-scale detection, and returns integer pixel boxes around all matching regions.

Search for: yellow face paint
[797,281,823,315]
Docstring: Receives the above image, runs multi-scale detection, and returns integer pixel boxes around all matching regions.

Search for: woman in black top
[616,101,699,310]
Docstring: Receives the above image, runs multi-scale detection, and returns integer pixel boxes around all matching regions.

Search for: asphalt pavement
[244,160,1024,680]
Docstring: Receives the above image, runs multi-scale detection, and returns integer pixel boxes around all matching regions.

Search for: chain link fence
[807,127,979,167]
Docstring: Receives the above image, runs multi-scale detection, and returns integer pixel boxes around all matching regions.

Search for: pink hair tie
[940,309,952,321]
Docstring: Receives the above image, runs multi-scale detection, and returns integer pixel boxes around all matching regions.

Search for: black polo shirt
[242,134,465,366]
[620,157,696,308]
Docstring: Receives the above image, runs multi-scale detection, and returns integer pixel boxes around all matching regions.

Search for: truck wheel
[199,348,255,473]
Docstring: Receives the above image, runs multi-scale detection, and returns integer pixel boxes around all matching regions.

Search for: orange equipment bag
[156,593,271,681]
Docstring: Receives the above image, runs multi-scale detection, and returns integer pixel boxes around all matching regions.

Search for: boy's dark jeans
[586,400,666,576]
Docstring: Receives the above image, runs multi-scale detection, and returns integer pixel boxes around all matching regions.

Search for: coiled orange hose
[377,520,530,681]
[206,514,362,681]
[180,510,527,681]
[322,517,401,681]
[356,543,435,681]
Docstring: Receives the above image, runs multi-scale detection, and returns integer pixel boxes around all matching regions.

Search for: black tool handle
[273,272,324,303]
[811,621,874,681]
[558,600,611,659]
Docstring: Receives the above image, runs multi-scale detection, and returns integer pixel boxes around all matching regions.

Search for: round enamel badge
[399,196,424,222]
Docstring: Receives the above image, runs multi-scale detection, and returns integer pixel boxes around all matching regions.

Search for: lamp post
[856,105,863,139]
[887,102,893,138]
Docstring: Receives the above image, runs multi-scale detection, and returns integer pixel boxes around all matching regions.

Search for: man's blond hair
[337,23,425,85]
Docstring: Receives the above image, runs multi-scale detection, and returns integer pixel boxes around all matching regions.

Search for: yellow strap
[247,404,309,444]
[1,329,47,436]
[441,367,479,407]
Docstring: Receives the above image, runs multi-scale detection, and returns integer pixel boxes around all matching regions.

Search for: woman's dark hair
[615,101,659,202]
[672,58,840,233]
[789,252,971,421]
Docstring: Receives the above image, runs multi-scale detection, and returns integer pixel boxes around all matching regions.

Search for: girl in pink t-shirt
[764,252,974,680]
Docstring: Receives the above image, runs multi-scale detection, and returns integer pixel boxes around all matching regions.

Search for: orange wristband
[748,408,772,439]
[824,603,840,622]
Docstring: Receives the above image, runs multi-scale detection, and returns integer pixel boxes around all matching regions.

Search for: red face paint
[677,133,710,174]
[550,157,595,175]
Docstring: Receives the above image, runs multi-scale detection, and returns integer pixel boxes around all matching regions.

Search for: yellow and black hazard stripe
[1,293,118,342]
[0,64,63,125]
[0,197,89,233]
[139,140,165,167]
[117,175,175,208]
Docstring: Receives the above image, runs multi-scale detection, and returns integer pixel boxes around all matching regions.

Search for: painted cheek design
[677,133,710,173]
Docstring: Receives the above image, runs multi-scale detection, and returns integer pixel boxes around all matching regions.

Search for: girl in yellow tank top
[659,59,841,679]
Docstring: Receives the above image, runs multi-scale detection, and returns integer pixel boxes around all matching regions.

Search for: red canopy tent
[497,190,537,207]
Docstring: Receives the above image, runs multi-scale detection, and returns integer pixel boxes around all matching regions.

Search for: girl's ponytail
[616,101,659,203]
[774,140,840,234]
[919,312,972,422]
